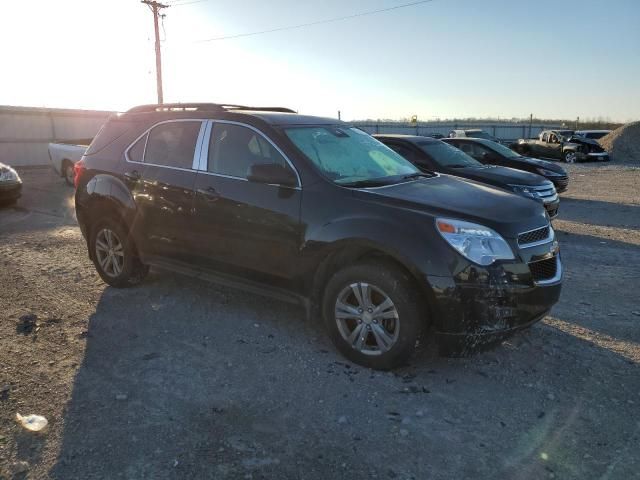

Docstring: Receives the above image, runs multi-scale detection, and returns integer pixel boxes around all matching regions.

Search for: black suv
[75,103,562,369]
[375,135,561,219]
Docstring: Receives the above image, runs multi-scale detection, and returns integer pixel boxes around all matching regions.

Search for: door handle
[124,170,141,181]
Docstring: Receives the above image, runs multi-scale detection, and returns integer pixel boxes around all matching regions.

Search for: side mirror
[247,163,297,187]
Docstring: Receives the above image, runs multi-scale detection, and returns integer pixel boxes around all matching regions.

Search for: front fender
[302,214,454,280]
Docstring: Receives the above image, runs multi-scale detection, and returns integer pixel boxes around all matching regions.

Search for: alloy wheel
[564,152,577,163]
[334,282,400,356]
[95,228,125,278]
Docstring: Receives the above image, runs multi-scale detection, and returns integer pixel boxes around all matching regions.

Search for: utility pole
[142,1,168,104]
[529,113,533,138]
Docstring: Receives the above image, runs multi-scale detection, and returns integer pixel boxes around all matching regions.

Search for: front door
[191,121,302,281]
[125,120,205,261]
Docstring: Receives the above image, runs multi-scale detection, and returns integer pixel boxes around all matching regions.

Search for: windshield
[466,131,496,140]
[284,126,419,186]
[418,141,482,168]
[475,138,520,158]
[584,131,608,139]
[556,130,574,140]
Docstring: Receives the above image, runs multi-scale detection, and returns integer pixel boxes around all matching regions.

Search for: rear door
[191,120,303,281]
[124,120,206,261]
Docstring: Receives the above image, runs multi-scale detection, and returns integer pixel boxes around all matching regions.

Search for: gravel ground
[1,164,639,480]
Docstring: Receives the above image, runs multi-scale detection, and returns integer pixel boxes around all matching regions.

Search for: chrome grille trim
[518,224,554,248]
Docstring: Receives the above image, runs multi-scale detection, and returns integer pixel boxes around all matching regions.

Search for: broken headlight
[436,218,515,266]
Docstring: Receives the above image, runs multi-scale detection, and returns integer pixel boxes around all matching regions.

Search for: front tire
[563,151,577,163]
[322,261,425,370]
[90,217,149,288]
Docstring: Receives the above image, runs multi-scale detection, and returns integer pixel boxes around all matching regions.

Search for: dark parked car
[514,129,609,163]
[75,103,562,369]
[0,162,22,205]
[443,137,569,193]
[375,135,561,219]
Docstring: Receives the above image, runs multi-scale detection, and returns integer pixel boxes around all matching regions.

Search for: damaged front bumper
[425,240,562,353]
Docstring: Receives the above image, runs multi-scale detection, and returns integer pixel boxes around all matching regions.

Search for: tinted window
[466,131,496,141]
[144,121,201,169]
[585,132,608,139]
[387,143,420,163]
[208,123,288,178]
[474,139,520,158]
[418,141,482,168]
[128,135,146,162]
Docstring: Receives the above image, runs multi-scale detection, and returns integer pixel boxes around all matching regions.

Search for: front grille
[529,256,558,282]
[518,226,550,246]
[554,176,569,190]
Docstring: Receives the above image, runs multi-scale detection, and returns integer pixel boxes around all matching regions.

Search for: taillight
[73,159,86,188]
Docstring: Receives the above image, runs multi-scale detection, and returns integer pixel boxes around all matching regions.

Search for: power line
[196,0,437,42]
[167,0,208,6]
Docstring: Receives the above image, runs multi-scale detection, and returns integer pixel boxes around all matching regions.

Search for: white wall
[0,106,113,167]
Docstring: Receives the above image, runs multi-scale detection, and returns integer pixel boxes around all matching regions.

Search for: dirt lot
[1,164,639,480]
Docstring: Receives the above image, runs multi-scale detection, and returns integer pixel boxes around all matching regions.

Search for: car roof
[576,129,610,133]
[235,111,341,126]
[373,134,439,144]
[119,103,343,127]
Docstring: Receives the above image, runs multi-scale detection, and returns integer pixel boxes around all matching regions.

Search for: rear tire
[322,261,425,370]
[62,160,75,186]
[90,217,149,288]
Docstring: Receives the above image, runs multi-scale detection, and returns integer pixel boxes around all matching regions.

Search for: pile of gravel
[598,121,640,164]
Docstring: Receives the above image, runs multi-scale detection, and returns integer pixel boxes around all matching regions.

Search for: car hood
[447,165,547,187]
[513,157,567,174]
[354,174,548,238]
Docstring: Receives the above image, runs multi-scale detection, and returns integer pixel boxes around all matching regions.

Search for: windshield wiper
[447,164,471,169]
[401,172,432,180]
[338,179,393,188]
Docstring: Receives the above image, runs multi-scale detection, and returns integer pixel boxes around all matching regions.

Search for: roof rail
[126,103,296,114]
[229,106,297,113]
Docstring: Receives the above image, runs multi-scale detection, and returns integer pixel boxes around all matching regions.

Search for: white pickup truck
[48,139,92,186]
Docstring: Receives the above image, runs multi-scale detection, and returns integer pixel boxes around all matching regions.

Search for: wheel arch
[80,174,140,259]
[308,239,437,325]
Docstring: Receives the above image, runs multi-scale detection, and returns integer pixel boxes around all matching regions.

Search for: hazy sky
[2,0,638,121]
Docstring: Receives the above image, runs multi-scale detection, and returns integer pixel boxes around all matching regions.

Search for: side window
[549,133,557,143]
[458,142,477,157]
[542,132,549,142]
[127,134,146,162]
[388,143,422,165]
[208,123,289,178]
[144,121,202,169]
[471,143,491,159]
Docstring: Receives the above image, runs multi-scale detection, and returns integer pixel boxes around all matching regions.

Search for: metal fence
[353,122,562,142]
